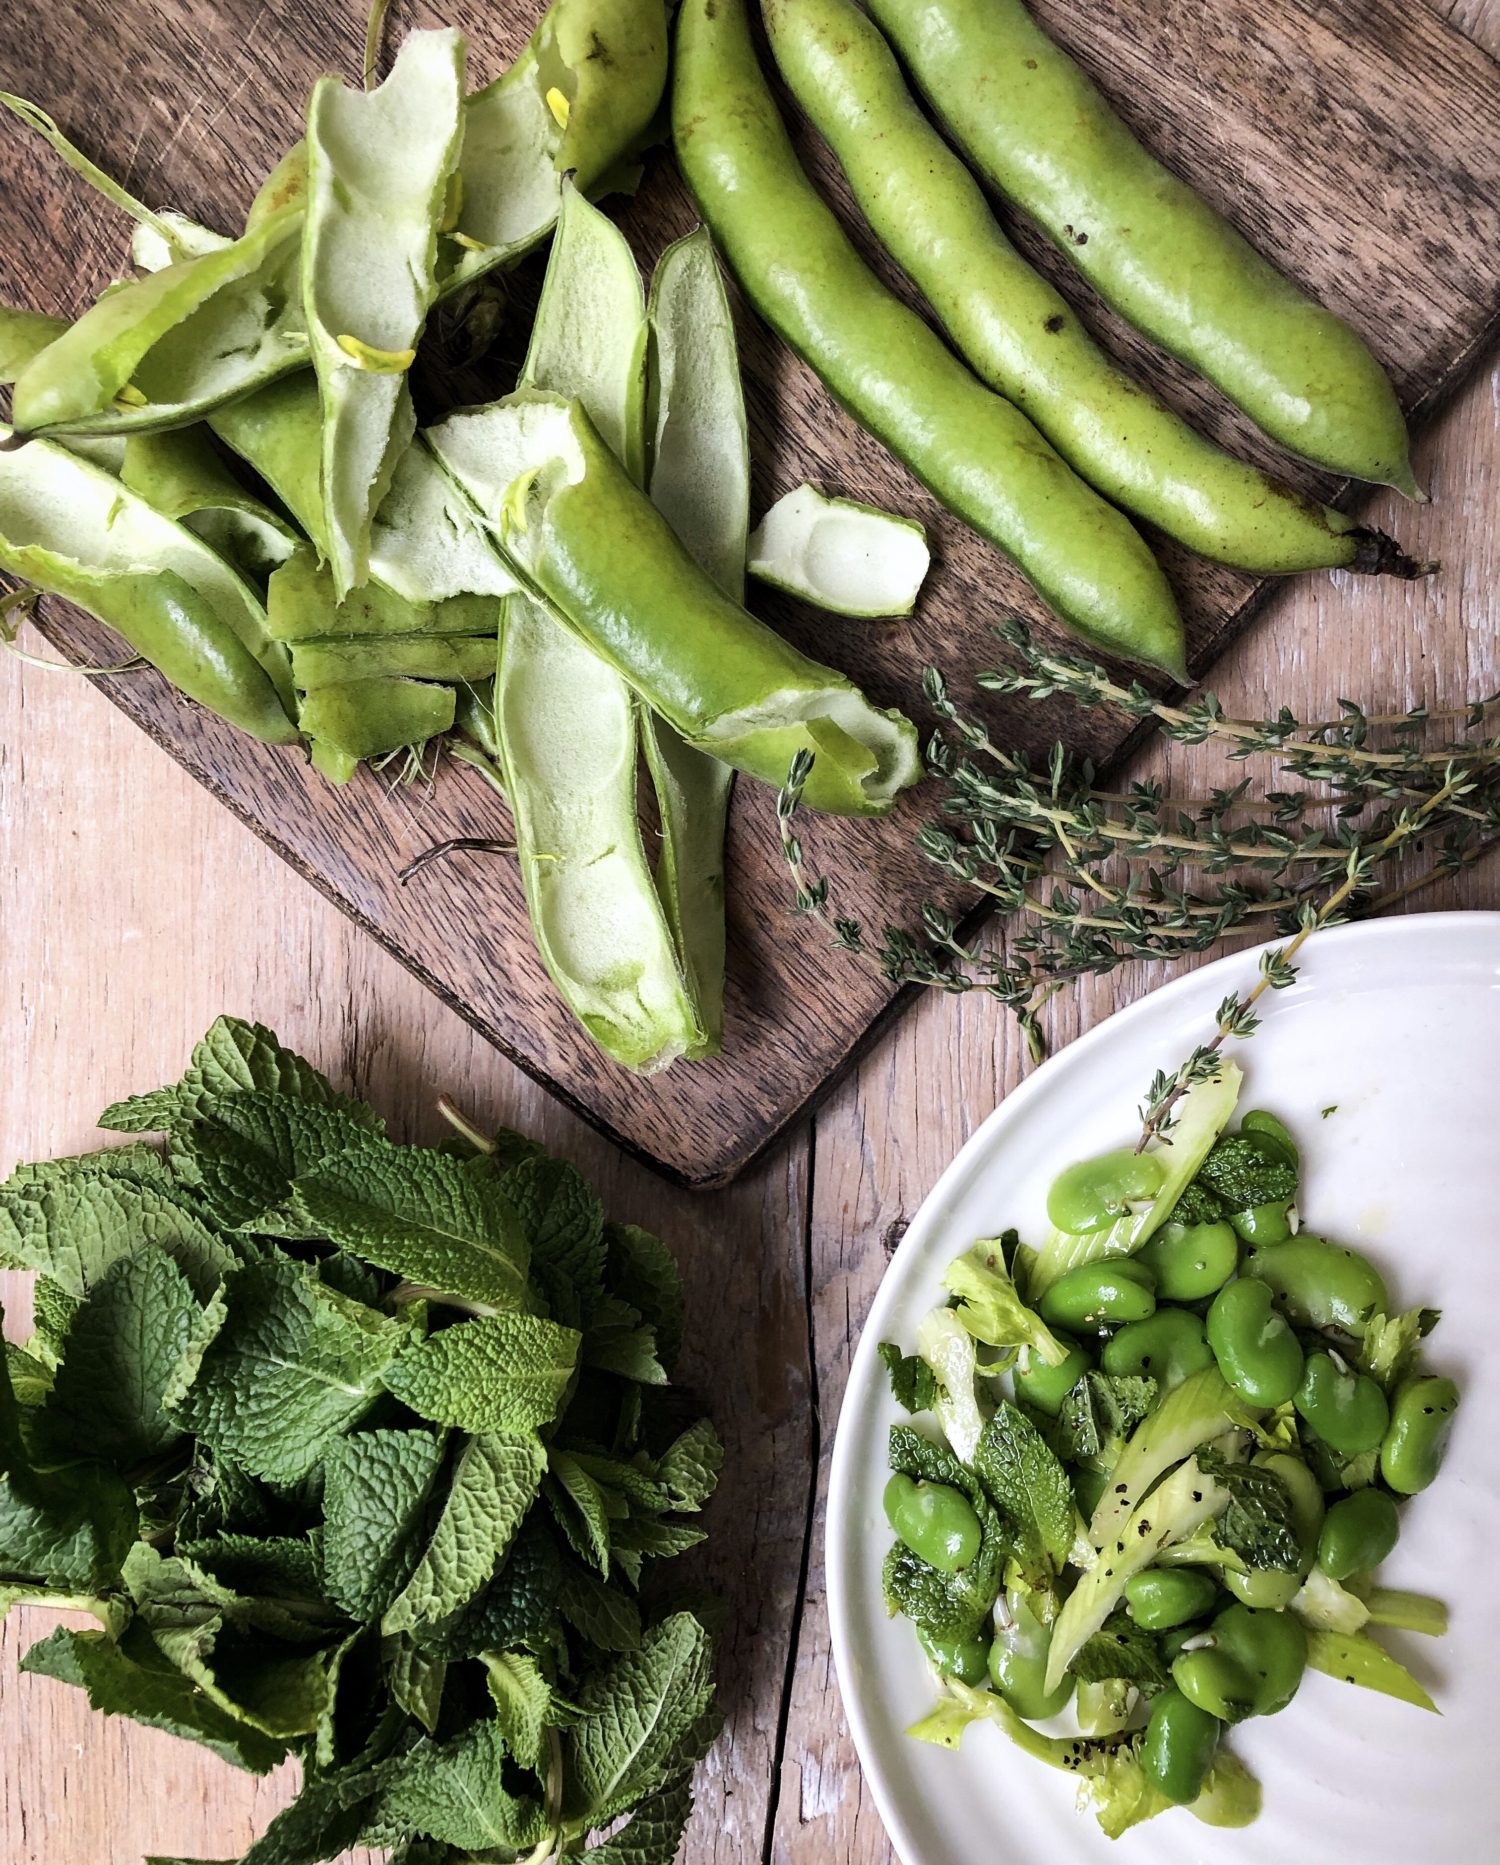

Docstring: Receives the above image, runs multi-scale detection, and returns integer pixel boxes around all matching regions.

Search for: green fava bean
[1038,1258,1156,1330]
[1230,1201,1294,1245]
[1140,1688,1221,1805]
[880,1469,985,1574]
[1209,1604,1308,1717]
[1013,1332,1092,1417]
[1045,1148,1166,1235]
[1381,1375,1461,1495]
[917,1626,989,1685]
[1125,1567,1220,1631]
[1206,1278,1304,1407]
[1240,1110,1299,1169]
[988,1593,1074,1722]
[1138,1219,1239,1301]
[883,1473,982,1573]
[1295,1353,1390,1457]
[1318,1488,1401,1581]
[1103,1310,1213,1390]
[1244,1235,1388,1334]
[1172,1646,1258,1723]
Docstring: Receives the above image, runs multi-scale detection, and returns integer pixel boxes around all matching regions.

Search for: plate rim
[825,908,1500,1865]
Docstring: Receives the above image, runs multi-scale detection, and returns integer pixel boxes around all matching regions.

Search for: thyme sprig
[776,623,1500,1090]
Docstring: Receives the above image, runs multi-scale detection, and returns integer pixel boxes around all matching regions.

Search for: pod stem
[1349,529,1438,580]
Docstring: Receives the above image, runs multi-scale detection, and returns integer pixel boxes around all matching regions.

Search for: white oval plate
[828,913,1500,1865]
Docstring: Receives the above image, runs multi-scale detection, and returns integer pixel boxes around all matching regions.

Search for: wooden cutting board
[2,0,1498,1185]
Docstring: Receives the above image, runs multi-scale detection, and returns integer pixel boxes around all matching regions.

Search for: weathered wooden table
[2,1,1496,1858]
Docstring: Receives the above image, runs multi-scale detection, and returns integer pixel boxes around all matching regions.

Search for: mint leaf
[21,1622,286,1772]
[40,1249,199,1465]
[2,1142,183,1200]
[1055,1372,1159,1465]
[557,1559,642,1654]
[100,1017,372,1133]
[0,1177,234,1302]
[1070,1609,1171,1688]
[30,1275,81,1368]
[1197,1448,1302,1571]
[170,1260,405,1483]
[882,1427,1009,1644]
[655,1421,723,1514]
[296,1143,529,1309]
[482,1647,552,1770]
[123,1544,335,1739]
[383,1433,547,1637]
[165,1536,337,1644]
[4,1343,52,1406]
[877,1341,938,1415]
[500,1155,605,1326]
[322,1428,446,1620]
[1194,1135,1297,1212]
[0,1463,136,1593]
[173,1095,384,1235]
[611,1518,706,1561]
[375,1718,547,1849]
[383,1311,580,1435]
[975,1401,1075,1584]
[582,1295,668,1385]
[564,1612,717,1826]
[419,1513,561,1660]
[604,1225,684,1372]
[0,1320,137,1591]
[582,1770,694,1864]
[547,1450,616,1576]
[390,1638,447,1735]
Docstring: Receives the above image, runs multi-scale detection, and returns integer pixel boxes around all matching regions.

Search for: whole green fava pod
[1140,1688,1221,1804]
[1137,1219,1239,1302]
[1038,1258,1156,1330]
[1243,1236,1388,1334]
[1295,1353,1390,1457]
[1045,1147,1166,1234]
[672,0,1190,678]
[1102,1310,1214,1390]
[1318,1488,1401,1581]
[1013,1332,1092,1416]
[862,0,1418,494]
[1380,1375,1460,1495]
[883,1472,982,1573]
[1206,1278,1303,1407]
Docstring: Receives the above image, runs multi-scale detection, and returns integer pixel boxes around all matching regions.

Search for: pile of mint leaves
[0,1018,722,1865]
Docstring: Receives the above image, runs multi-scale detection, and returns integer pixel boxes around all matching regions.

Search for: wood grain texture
[1,2,1498,1862]
[2,0,1499,1182]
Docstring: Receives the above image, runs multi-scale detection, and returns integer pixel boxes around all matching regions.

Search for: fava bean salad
[878,1061,1459,1835]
